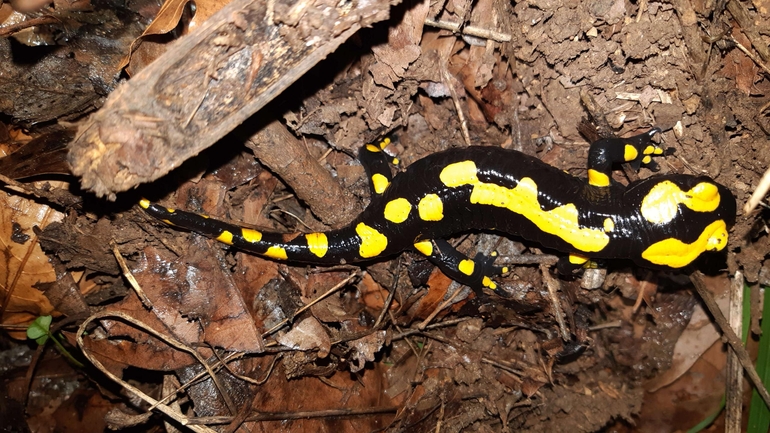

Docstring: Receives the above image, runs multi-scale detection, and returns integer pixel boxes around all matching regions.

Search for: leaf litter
[0,0,769,431]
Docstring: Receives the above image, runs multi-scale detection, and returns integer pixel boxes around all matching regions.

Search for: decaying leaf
[122,0,232,74]
[0,191,64,338]
[349,330,386,373]
[645,288,730,392]
[276,317,331,358]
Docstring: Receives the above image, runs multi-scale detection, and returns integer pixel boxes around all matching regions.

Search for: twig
[0,16,60,37]
[726,0,770,61]
[725,271,744,433]
[441,64,471,147]
[690,271,770,410]
[744,165,770,214]
[262,271,360,336]
[373,258,401,329]
[76,311,222,432]
[0,173,69,204]
[111,242,153,309]
[192,406,398,424]
[424,18,512,42]
[726,35,770,76]
[417,282,466,330]
[540,263,569,341]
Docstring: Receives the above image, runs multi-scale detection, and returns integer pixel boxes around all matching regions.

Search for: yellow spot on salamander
[379,137,391,149]
[217,230,234,245]
[643,145,655,155]
[642,155,652,164]
[392,158,399,165]
[603,218,615,232]
[139,199,151,209]
[371,173,390,194]
[356,223,388,258]
[440,160,478,187]
[624,145,638,162]
[365,144,381,153]
[305,233,329,258]
[413,240,433,256]
[588,169,610,187]
[641,220,728,268]
[384,198,412,223]
[166,208,176,213]
[482,276,496,290]
[458,259,475,276]
[569,254,589,265]
[241,228,263,243]
[641,181,721,224]
[418,194,444,221]
[501,266,509,273]
[469,177,610,252]
[265,246,288,260]
[654,147,664,155]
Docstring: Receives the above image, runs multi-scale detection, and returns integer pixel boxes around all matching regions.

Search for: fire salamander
[140,129,736,292]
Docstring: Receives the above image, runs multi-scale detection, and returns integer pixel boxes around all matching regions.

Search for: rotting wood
[68,0,400,200]
[245,119,362,227]
[726,0,770,62]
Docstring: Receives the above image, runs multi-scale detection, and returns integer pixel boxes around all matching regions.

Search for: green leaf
[747,285,770,432]
[26,315,52,342]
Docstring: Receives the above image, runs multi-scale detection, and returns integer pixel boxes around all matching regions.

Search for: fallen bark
[69,0,399,200]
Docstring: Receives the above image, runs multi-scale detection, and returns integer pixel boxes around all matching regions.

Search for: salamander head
[626,175,736,269]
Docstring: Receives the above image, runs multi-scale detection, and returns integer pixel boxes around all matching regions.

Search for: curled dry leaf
[0,191,64,338]
[276,317,331,358]
[122,0,233,74]
[349,331,386,373]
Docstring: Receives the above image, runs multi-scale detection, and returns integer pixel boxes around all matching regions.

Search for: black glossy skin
[142,132,737,290]
[352,147,736,265]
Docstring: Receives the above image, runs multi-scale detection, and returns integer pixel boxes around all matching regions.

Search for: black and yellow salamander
[140,129,736,292]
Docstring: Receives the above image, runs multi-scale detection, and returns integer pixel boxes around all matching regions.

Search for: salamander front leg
[413,239,508,295]
[359,138,397,196]
[586,127,673,187]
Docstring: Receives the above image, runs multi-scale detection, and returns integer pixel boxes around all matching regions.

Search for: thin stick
[690,271,770,410]
[540,263,569,341]
[76,311,220,432]
[442,64,471,147]
[744,165,770,214]
[725,271,744,433]
[111,242,153,309]
[424,18,512,42]
[262,271,360,336]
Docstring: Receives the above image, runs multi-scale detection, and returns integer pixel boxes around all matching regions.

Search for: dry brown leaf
[276,317,331,358]
[359,272,398,310]
[721,28,758,96]
[243,364,392,431]
[404,267,454,320]
[76,328,201,376]
[0,191,64,338]
[349,330,386,373]
[645,285,729,392]
[78,238,265,375]
[121,0,232,74]
[131,240,264,353]
[304,271,362,323]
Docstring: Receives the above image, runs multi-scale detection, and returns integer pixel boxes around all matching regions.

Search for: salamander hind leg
[556,253,600,275]
[586,127,673,187]
[413,239,507,295]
